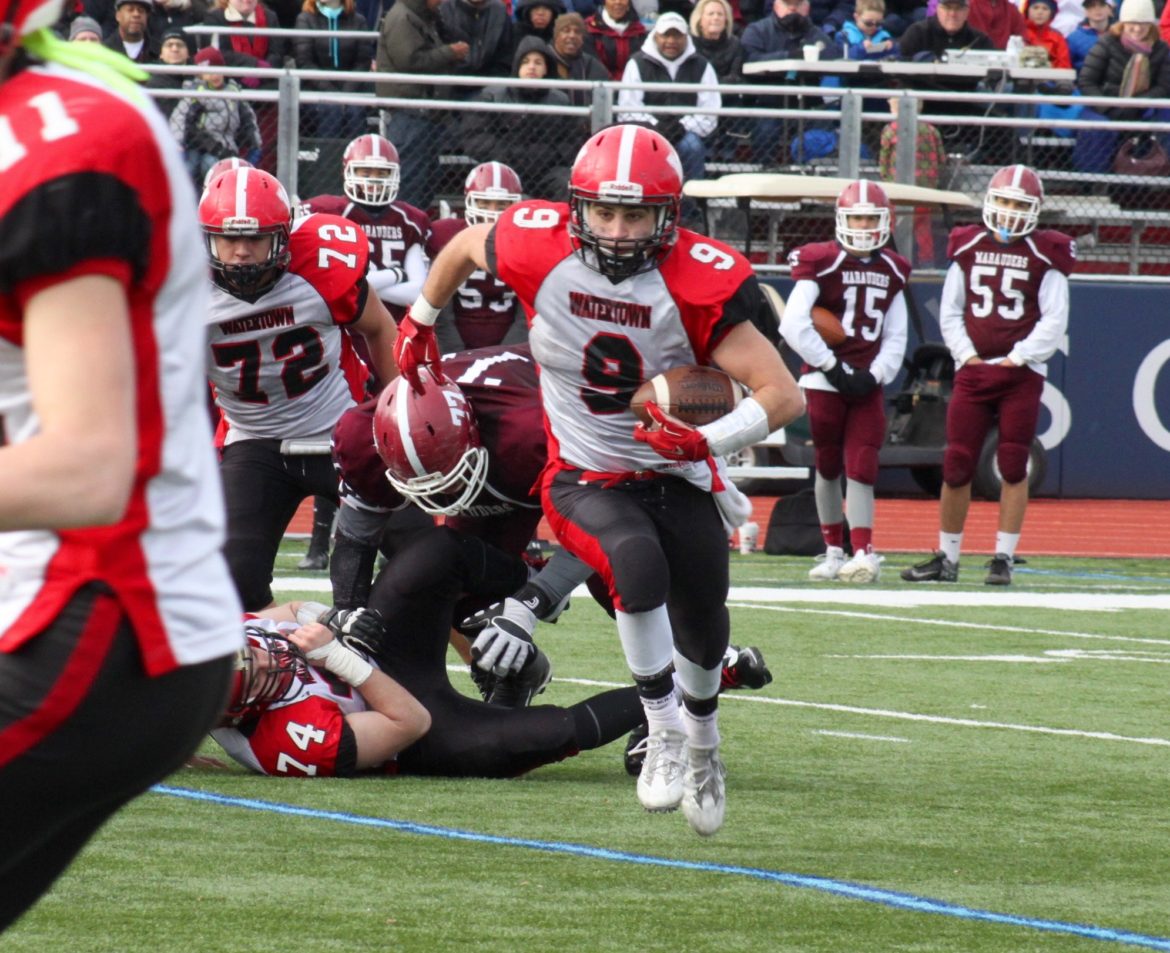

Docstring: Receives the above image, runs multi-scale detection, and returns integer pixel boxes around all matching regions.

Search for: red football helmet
[372,370,489,515]
[343,134,400,206]
[203,155,254,191]
[835,179,892,255]
[219,628,302,727]
[568,124,683,278]
[983,164,1043,240]
[0,0,65,55]
[198,167,292,295]
[464,161,524,226]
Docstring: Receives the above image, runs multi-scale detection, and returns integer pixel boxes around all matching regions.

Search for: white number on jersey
[512,207,561,229]
[841,285,888,342]
[0,91,80,172]
[689,242,735,271]
[286,720,327,751]
[969,266,1028,321]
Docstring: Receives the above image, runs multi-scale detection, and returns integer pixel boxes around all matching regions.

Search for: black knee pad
[609,536,668,614]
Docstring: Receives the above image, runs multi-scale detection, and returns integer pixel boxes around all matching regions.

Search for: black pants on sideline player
[368,527,643,778]
[0,583,234,932]
[221,438,340,610]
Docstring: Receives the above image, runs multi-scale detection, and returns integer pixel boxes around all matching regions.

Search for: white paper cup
[739,521,760,554]
[803,44,821,62]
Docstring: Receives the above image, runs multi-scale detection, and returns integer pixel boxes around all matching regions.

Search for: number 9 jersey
[487,200,762,476]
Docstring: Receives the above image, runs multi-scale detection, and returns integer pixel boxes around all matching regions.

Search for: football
[811,305,847,347]
[630,365,741,426]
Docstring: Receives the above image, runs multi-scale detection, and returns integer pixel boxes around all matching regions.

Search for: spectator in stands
[150,0,209,50]
[462,36,579,199]
[551,10,611,102]
[169,46,263,189]
[439,0,515,88]
[741,0,840,164]
[516,0,565,43]
[202,0,290,83]
[808,0,853,38]
[146,25,194,117]
[585,0,648,79]
[963,0,1025,48]
[374,0,469,209]
[67,14,103,38]
[104,0,160,61]
[1068,0,1114,71]
[839,0,898,58]
[883,0,927,39]
[1023,0,1071,68]
[617,11,721,187]
[690,0,744,82]
[879,96,945,262]
[1074,0,1170,171]
[293,0,374,140]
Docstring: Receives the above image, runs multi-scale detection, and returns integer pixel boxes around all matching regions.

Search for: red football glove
[633,401,711,462]
[393,315,444,393]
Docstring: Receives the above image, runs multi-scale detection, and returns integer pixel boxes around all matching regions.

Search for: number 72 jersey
[489,201,761,475]
[205,212,370,442]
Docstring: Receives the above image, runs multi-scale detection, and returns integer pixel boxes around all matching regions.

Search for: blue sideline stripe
[155,785,1170,951]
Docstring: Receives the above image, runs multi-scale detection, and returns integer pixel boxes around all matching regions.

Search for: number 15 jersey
[488,201,761,476]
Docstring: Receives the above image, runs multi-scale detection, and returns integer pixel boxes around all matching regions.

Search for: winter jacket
[584,8,648,79]
[439,0,515,80]
[1068,21,1108,73]
[741,11,840,63]
[692,31,744,82]
[1022,21,1071,70]
[293,6,374,91]
[461,37,579,197]
[170,78,262,158]
[838,19,898,59]
[201,3,289,88]
[1078,31,1170,119]
[515,0,565,44]
[374,0,461,99]
[551,45,612,104]
[617,35,720,139]
[897,16,993,60]
[964,0,1025,51]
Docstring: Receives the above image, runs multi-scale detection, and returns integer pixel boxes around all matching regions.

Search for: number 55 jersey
[487,201,762,477]
[206,212,371,444]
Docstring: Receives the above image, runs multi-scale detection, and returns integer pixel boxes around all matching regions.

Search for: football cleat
[633,728,687,812]
[985,553,1014,586]
[623,722,650,777]
[469,664,495,702]
[838,549,883,584]
[681,745,726,836]
[720,645,773,691]
[297,550,329,571]
[900,552,959,583]
[485,647,552,708]
[808,546,846,581]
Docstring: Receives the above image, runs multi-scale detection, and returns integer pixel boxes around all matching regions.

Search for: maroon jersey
[302,195,430,321]
[428,217,521,349]
[946,225,1075,360]
[331,343,547,555]
[788,241,910,372]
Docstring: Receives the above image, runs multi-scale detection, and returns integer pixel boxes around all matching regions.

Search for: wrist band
[307,640,374,687]
[699,396,771,458]
[409,297,441,327]
[295,601,330,626]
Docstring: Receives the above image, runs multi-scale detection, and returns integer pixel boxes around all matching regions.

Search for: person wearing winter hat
[103,0,160,62]
[68,15,103,39]
[1023,0,1071,67]
[550,11,610,104]
[145,25,191,117]
[1073,0,1170,171]
[1068,0,1114,71]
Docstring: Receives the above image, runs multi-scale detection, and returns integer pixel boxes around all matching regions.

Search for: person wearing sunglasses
[839,0,897,58]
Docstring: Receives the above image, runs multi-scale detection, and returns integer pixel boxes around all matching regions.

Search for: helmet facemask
[836,206,890,255]
[344,161,399,206]
[385,443,490,515]
[220,630,303,726]
[982,189,1040,241]
[569,195,679,280]
[205,225,290,296]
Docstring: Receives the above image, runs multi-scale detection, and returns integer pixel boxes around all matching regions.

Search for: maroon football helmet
[343,134,400,206]
[202,155,255,191]
[983,164,1043,240]
[464,161,524,225]
[568,124,683,278]
[219,628,302,727]
[835,179,892,255]
[372,370,489,515]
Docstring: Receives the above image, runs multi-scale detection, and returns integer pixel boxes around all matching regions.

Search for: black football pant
[0,584,233,932]
[368,527,644,778]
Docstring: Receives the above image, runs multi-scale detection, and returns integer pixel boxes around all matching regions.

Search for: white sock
[642,691,684,736]
[939,532,963,563]
[995,532,1020,559]
[682,706,720,750]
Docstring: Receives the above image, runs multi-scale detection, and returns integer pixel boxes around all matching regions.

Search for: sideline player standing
[0,6,241,931]
[394,124,805,836]
[780,179,909,583]
[200,166,400,611]
[902,164,1073,586]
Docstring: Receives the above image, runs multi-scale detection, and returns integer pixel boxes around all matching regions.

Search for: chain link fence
[144,56,1170,277]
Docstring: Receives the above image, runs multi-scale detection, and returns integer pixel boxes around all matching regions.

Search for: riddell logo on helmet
[598,180,644,200]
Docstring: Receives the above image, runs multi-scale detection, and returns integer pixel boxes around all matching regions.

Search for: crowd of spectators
[48,0,1170,203]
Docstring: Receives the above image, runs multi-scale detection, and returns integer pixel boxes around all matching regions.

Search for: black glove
[317,606,386,658]
[824,360,878,397]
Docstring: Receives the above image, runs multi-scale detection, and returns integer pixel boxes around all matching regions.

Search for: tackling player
[780,179,910,584]
[902,164,1074,586]
[392,124,805,836]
